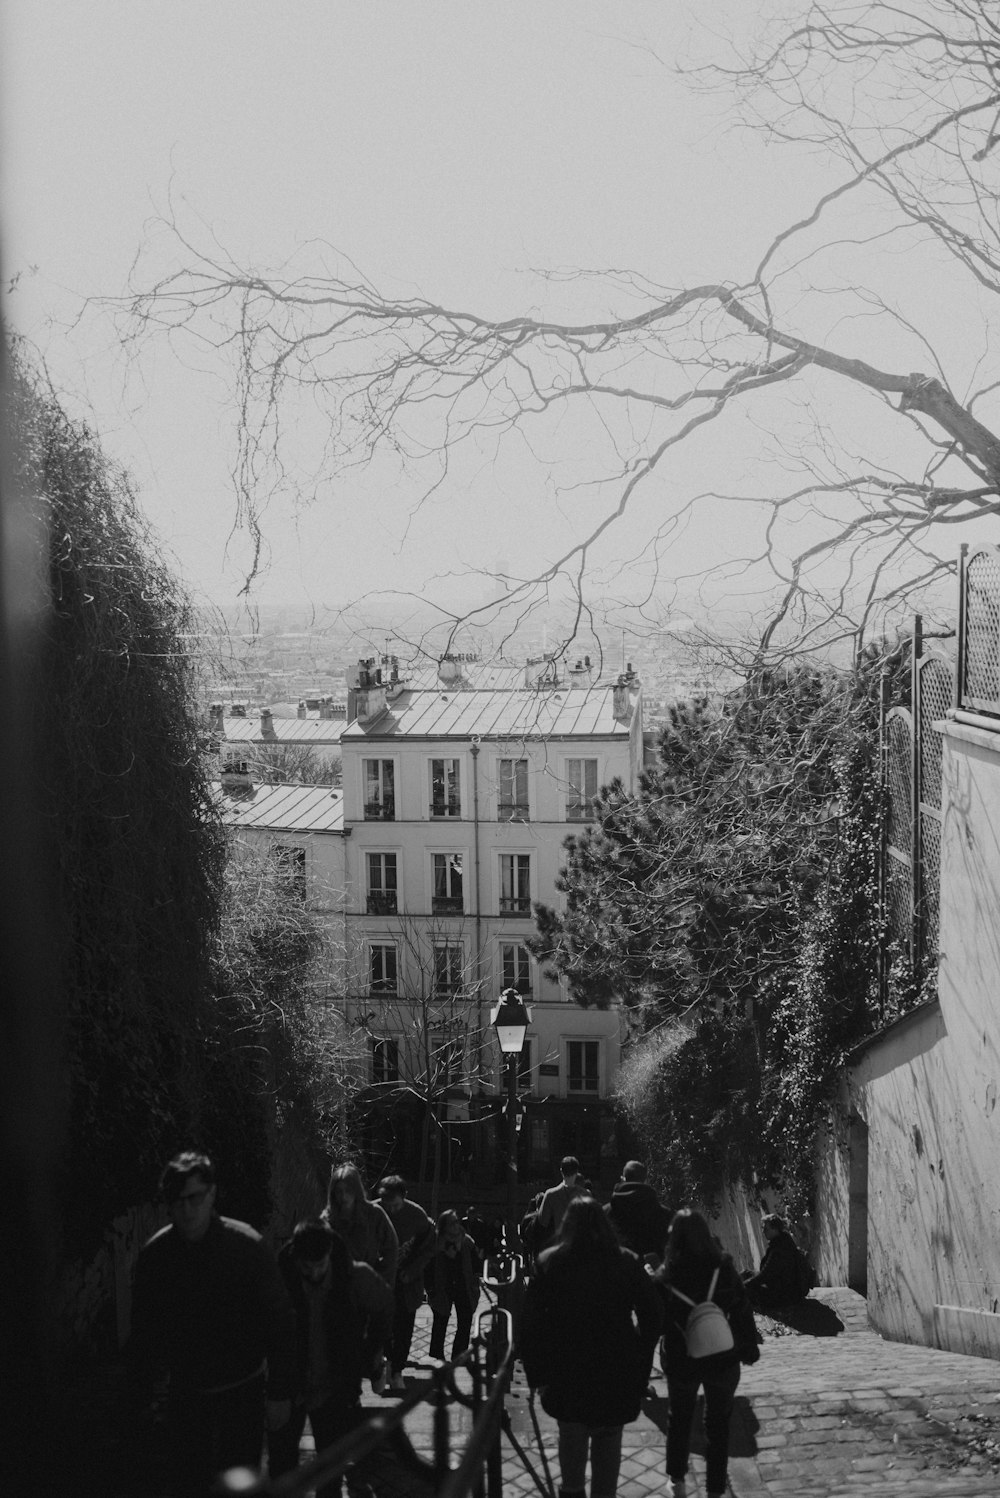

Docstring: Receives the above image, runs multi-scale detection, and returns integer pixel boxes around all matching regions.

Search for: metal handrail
[215,1314,514,1498]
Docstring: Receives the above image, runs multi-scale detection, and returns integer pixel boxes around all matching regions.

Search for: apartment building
[340,654,642,1185]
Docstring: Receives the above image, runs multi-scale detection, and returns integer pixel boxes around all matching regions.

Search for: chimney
[208,702,225,733]
[319,696,333,719]
[297,699,307,719]
[438,655,462,685]
[354,685,387,723]
[259,707,276,740]
[220,757,254,795]
[612,675,635,723]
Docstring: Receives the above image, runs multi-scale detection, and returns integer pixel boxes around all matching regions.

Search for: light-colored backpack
[670,1267,735,1359]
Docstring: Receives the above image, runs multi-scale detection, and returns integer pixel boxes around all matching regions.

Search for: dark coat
[277,1242,393,1405]
[388,1199,437,1313]
[520,1245,663,1426]
[655,1255,758,1382]
[745,1229,803,1304]
[605,1182,672,1260]
[129,1215,296,1398]
[425,1234,482,1315]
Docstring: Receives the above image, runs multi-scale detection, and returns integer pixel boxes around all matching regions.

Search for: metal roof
[342,685,637,741]
[400,663,527,692]
[216,782,345,833]
[221,718,343,745]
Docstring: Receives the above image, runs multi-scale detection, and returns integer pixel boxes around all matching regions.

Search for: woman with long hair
[520,1195,662,1498]
[655,1209,760,1498]
[322,1163,398,1289]
[424,1209,482,1361]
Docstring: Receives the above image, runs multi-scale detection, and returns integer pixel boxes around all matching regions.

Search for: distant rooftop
[342,683,638,741]
[216,782,344,834]
[221,717,343,745]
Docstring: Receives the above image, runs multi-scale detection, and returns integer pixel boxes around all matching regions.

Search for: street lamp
[491,987,531,1250]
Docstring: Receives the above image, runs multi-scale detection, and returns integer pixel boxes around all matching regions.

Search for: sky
[0,1,983,642]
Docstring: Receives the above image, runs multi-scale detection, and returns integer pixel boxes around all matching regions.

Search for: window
[363,759,395,820]
[432,852,464,912]
[273,844,306,900]
[501,941,532,996]
[499,853,531,914]
[366,852,398,914]
[430,758,461,818]
[433,942,465,998]
[498,758,529,820]
[369,943,398,994]
[371,1036,400,1085]
[567,758,598,821]
[431,1032,464,1088]
[567,1040,600,1094]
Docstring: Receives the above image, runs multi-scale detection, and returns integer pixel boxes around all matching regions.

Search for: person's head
[559,1155,581,1183]
[328,1162,368,1219]
[291,1218,351,1286]
[761,1212,786,1242]
[665,1208,723,1272]
[160,1152,217,1244]
[622,1160,647,1183]
[437,1209,464,1246]
[552,1194,620,1264]
[378,1175,407,1216]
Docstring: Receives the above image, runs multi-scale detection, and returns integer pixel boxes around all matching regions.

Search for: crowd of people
[129,1149,812,1498]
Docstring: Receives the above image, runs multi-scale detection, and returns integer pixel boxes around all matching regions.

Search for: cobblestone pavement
[350,1287,1000,1498]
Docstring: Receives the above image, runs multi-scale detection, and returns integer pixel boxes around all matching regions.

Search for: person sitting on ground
[605,1160,672,1267]
[520,1195,663,1498]
[323,1163,398,1290]
[377,1175,436,1390]
[270,1220,392,1497]
[654,1209,759,1498]
[537,1155,586,1248]
[425,1210,482,1363]
[743,1212,807,1310]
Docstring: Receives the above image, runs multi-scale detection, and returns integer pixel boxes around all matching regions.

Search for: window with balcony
[363,759,396,820]
[273,844,306,900]
[432,852,464,913]
[498,757,529,820]
[369,943,398,995]
[567,1039,600,1094]
[432,942,465,998]
[499,853,531,914]
[371,1036,400,1085]
[501,941,532,996]
[366,852,398,914]
[430,758,461,818]
[567,758,598,821]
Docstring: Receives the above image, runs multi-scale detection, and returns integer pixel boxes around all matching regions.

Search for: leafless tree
[117,2,1000,652]
[344,915,497,1211]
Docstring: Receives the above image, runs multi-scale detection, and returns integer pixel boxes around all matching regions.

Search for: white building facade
[339,655,642,1188]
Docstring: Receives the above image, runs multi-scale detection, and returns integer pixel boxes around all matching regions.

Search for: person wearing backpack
[654,1209,759,1498]
[520,1195,662,1498]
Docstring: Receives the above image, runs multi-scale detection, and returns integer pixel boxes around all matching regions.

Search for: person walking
[323,1163,398,1290]
[128,1152,296,1498]
[377,1176,436,1390]
[519,1195,662,1498]
[425,1210,482,1362]
[654,1208,759,1498]
[536,1156,585,1248]
[269,1220,392,1497]
[604,1160,672,1266]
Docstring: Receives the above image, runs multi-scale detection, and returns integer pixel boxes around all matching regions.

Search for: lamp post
[491,986,530,1250]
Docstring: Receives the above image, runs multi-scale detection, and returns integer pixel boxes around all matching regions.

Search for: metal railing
[216,1305,517,1498]
[957,542,1000,717]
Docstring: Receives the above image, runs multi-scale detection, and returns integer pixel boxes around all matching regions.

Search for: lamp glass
[491,989,530,1054]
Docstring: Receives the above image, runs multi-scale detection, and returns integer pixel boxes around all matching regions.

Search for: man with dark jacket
[377,1176,436,1389]
[269,1220,392,1496]
[129,1152,296,1498]
[537,1156,585,1245]
[605,1161,672,1265]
